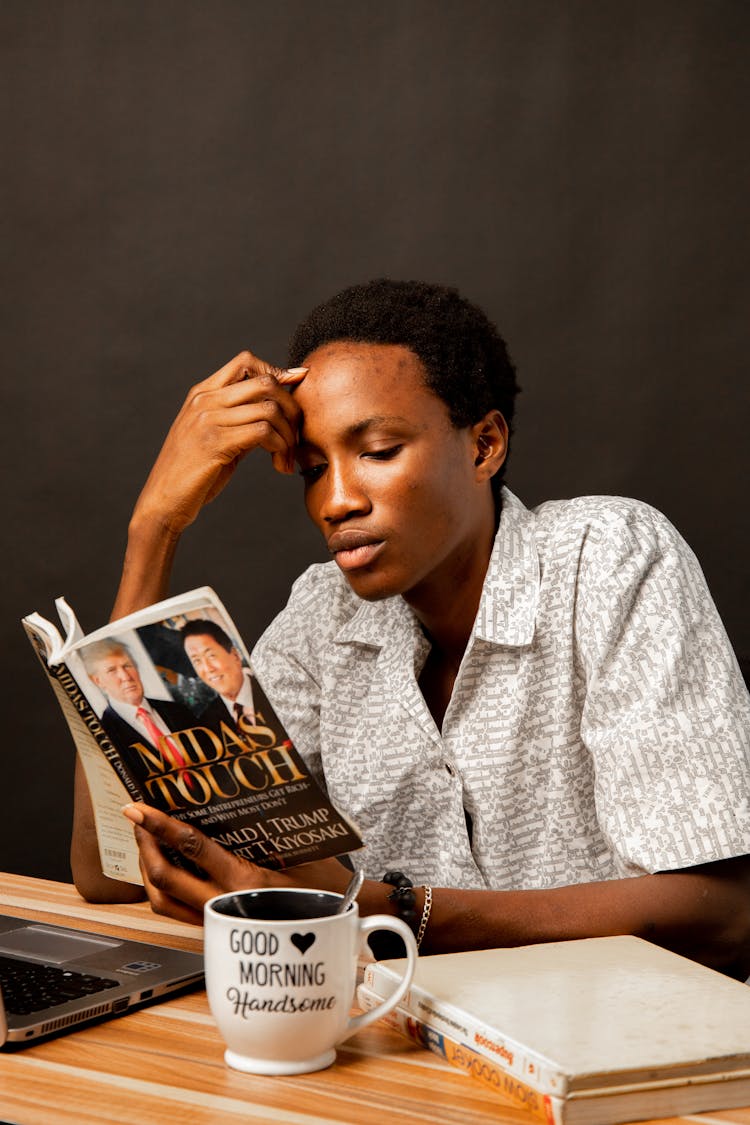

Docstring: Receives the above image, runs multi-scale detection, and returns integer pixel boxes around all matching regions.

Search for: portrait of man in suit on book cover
[179,618,264,735]
[79,637,197,789]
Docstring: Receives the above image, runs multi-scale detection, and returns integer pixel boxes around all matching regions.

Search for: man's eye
[298,464,326,483]
[363,445,403,461]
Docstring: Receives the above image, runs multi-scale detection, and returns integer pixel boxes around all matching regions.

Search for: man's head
[81,639,145,707]
[287,280,518,609]
[288,279,519,494]
[180,619,245,702]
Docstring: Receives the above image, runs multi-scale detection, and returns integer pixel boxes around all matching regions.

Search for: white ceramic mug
[204,887,417,1075]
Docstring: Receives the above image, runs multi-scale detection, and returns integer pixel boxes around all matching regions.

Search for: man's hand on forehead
[121,349,309,541]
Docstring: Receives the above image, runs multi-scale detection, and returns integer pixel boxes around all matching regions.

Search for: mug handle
[337,914,418,1043]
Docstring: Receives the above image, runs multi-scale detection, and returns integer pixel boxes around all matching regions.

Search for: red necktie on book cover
[136,705,193,787]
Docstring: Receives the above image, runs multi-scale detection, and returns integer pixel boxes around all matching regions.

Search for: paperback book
[23,586,363,883]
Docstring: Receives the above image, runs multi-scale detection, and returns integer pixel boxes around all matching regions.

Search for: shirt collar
[474,487,539,648]
[333,487,539,652]
[334,588,425,653]
[220,670,254,714]
[110,695,152,725]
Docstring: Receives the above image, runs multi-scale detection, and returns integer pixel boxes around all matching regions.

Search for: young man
[72,280,750,976]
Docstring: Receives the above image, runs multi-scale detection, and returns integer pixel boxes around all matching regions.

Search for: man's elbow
[663,857,750,980]
[72,867,147,904]
[678,899,750,981]
[711,904,750,980]
[70,838,147,904]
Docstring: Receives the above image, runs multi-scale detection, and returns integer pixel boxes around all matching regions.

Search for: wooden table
[2,873,750,1125]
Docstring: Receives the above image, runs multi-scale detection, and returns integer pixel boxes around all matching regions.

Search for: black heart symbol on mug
[291,932,316,955]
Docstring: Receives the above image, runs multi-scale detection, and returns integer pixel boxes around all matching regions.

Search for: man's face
[184,634,245,701]
[293,342,490,607]
[90,649,144,707]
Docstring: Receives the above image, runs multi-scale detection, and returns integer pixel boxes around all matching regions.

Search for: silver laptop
[0,912,204,1046]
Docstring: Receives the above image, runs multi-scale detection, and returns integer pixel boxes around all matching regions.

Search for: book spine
[357,984,562,1124]
[362,961,566,1097]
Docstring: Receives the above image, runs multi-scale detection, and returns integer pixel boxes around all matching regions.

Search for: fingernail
[121,803,144,825]
[286,366,308,375]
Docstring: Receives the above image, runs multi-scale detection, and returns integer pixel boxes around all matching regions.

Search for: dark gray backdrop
[3,1,748,882]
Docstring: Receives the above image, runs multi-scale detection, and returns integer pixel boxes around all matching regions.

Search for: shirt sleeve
[575,501,750,875]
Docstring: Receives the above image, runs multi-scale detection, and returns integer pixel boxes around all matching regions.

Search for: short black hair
[287,279,520,488]
[180,618,234,652]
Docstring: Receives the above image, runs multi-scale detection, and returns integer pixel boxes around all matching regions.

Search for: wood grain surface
[2,872,749,1125]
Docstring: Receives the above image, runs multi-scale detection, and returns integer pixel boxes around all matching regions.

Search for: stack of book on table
[358,935,750,1125]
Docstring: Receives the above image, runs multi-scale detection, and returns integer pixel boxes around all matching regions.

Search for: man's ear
[471,410,508,481]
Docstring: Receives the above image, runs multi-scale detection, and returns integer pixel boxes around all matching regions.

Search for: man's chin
[209,679,244,700]
[342,571,402,603]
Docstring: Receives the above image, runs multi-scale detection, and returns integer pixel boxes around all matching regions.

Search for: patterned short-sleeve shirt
[252,489,750,889]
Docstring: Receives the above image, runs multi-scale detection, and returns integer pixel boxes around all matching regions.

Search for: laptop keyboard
[0,954,119,1015]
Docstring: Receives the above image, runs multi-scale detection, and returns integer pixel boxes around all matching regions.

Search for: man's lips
[327,530,385,571]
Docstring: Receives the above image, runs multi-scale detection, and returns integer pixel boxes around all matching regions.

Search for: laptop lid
[0,912,204,1046]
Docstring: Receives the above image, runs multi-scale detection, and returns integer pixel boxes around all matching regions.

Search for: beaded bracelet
[383,870,432,950]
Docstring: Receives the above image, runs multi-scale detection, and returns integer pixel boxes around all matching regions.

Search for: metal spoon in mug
[337,868,364,913]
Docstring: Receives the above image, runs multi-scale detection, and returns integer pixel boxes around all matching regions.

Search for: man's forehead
[185,635,239,656]
[294,342,442,444]
[98,650,130,667]
[185,635,221,652]
[301,339,421,370]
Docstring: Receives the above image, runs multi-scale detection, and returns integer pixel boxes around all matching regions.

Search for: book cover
[363,938,750,1124]
[23,586,363,883]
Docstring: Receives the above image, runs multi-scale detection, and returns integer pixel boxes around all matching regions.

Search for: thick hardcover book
[23,586,363,884]
[362,936,750,1125]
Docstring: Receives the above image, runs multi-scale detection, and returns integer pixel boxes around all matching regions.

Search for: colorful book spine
[357,982,562,1124]
[362,959,566,1096]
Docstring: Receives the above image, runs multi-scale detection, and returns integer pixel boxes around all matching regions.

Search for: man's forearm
[357,858,750,978]
[115,802,750,978]
[110,511,181,620]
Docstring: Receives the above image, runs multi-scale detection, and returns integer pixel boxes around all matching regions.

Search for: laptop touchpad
[0,925,121,963]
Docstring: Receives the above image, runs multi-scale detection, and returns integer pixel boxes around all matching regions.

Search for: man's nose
[320,464,370,523]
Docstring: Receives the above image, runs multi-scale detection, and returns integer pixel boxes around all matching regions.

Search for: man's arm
[72,352,306,901]
[121,804,750,979]
[112,351,306,619]
[414,856,750,979]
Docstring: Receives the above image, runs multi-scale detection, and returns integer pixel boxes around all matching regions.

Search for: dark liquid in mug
[212,889,344,921]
